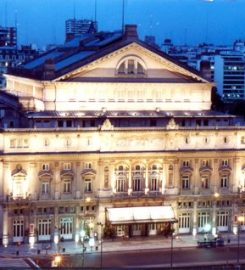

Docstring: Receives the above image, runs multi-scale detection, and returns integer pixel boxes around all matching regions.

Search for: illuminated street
[33,246,245,269]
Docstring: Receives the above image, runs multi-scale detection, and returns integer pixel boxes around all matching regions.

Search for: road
[34,245,245,269]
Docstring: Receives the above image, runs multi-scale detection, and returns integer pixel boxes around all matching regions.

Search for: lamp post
[97,222,103,269]
[237,216,245,267]
[80,230,85,268]
[170,220,178,269]
[170,222,173,269]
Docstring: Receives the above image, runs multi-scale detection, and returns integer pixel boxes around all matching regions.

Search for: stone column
[128,163,132,195]
[28,163,36,200]
[193,159,199,195]
[97,160,103,191]
[75,206,80,243]
[3,163,11,198]
[174,159,180,194]
[212,199,217,236]
[232,157,240,193]
[212,159,219,193]
[110,163,116,193]
[161,162,167,194]
[2,208,9,247]
[144,162,149,195]
[192,200,198,236]
[54,162,60,200]
[75,162,81,199]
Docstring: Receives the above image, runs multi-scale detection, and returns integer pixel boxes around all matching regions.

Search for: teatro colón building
[0,25,245,246]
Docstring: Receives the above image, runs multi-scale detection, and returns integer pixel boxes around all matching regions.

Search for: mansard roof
[8,25,209,83]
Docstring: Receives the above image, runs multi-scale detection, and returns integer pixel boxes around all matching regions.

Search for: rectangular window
[201,160,209,167]
[42,164,49,171]
[38,219,51,236]
[133,178,141,191]
[85,179,92,192]
[168,172,173,187]
[182,175,190,189]
[220,175,228,188]
[217,211,229,227]
[183,161,190,167]
[13,220,24,237]
[60,217,73,236]
[64,180,71,193]
[201,176,209,189]
[84,162,92,169]
[198,212,210,228]
[179,213,190,229]
[41,182,49,194]
[221,159,229,167]
[116,178,125,192]
[150,178,157,191]
[63,162,71,170]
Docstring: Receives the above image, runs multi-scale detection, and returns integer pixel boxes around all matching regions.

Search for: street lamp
[97,222,103,269]
[237,215,245,267]
[80,230,86,268]
[54,255,62,268]
[170,220,178,269]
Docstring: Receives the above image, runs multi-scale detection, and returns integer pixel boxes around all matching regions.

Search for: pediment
[56,42,208,83]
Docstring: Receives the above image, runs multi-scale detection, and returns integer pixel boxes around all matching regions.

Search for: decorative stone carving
[166,118,179,130]
[101,119,114,131]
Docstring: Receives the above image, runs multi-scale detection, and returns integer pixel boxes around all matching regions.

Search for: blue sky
[0,0,244,48]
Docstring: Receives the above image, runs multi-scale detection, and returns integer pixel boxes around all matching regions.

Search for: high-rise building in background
[0,26,17,47]
[65,19,97,42]
[214,52,245,100]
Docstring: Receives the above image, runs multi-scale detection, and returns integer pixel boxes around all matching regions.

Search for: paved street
[33,246,245,269]
[1,233,245,269]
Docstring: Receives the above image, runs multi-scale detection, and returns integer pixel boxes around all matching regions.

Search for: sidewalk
[0,233,245,257]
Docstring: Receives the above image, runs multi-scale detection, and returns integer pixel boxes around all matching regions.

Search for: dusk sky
[0,0,245,48]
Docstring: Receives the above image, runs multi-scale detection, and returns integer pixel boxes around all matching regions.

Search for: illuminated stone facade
[0,25,245,245]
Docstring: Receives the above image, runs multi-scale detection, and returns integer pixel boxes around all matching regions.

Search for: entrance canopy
[107,206,176,224]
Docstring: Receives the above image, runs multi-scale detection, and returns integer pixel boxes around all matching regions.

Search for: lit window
[117,57,146,76]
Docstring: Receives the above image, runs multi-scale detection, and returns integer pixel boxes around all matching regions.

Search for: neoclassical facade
[0,25,245,246]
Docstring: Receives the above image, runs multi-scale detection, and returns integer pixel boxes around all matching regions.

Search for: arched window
[149,164,162,191]
[115,165,128,192]
[132,164,145,192]
[116,56,146,76]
